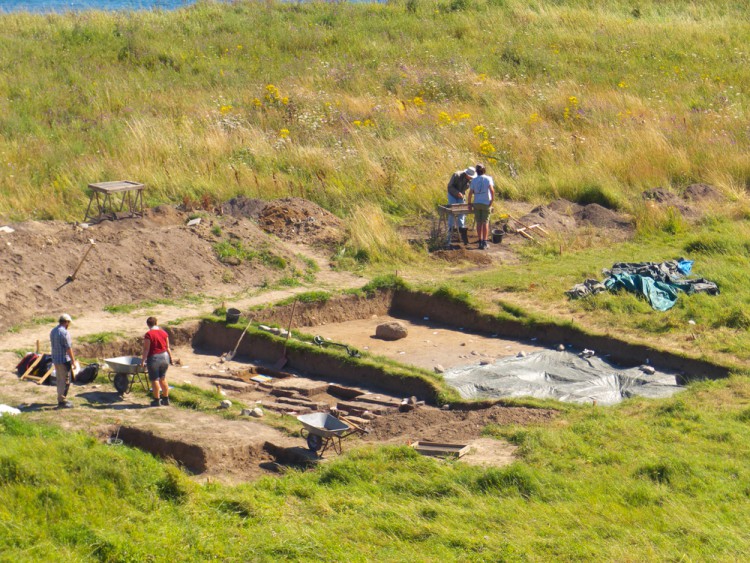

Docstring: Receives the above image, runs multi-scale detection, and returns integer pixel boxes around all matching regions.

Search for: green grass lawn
[3,375,750,561]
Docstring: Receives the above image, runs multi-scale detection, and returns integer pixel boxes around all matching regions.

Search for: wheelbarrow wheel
[113,373,130,395]
[306,433,323,452]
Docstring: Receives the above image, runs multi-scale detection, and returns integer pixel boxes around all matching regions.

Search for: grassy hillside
[3,376,750,561]
[1,0,748,232]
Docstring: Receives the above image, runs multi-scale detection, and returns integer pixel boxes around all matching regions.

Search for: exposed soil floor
[310,315,548,372]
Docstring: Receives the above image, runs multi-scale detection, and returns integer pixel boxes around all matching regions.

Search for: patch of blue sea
[0,0,376,13]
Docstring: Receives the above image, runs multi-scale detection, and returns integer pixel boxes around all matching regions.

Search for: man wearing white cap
[50,314,77,409]
[446,166,477,245]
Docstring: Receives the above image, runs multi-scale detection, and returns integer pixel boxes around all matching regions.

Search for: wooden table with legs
[83,180,145,223]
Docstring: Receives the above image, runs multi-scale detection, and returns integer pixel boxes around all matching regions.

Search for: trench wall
[390,290,733,381]
[240,291,392,328]
[77,322,198,359]
[192,321,442,402]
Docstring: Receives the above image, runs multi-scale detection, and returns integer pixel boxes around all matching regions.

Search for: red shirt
[145,327,169,356]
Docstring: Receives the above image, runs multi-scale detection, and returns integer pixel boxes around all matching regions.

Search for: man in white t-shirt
[468,164,495,249]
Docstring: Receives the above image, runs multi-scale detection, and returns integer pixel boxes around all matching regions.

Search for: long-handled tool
[273,299,298,369]
[313,335,361,358]
[67,239,96,282]
[223,314,250,362]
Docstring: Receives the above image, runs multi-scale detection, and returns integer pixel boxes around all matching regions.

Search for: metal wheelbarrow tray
[105,356,148,396]
[297,412,363,456]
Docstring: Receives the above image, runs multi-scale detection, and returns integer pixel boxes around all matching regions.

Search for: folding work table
[83,180,145,223]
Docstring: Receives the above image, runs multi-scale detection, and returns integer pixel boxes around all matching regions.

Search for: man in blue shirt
[50,314,77,409]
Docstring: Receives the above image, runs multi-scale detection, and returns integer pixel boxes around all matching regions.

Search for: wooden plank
[87,180,145,194]
[19,355,42,380]
[516,228,535,241]
[411,441,470,458]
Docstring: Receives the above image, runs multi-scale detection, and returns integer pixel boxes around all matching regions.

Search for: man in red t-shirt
[141,317,173,407]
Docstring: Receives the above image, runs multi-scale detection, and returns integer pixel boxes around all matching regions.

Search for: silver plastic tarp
[443,350,683,405]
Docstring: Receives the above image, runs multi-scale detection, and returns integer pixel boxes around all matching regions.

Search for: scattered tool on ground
[223,313,250,362]
[506,214,547,242]
[67,239,96,282]
[312,335,361,357]
[274,299,298,369]
[336,413,370,435]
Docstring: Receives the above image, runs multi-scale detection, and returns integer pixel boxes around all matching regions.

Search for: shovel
[223,315,250,362]
[67,239,96,282]
[273,299,298,369]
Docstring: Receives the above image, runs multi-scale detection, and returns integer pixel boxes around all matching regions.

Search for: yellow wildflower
[479,140,496,156]
[412,96,425,107]
[438,111,452,126]
[279,128,290,139]
[473,125,488,140]
[219,104,233,115]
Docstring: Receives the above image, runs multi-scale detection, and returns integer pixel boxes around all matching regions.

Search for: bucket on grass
[226,308,241,324]
[492,229,504,244]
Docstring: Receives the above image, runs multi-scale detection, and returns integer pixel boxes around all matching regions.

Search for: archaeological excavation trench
[79,288,733,476]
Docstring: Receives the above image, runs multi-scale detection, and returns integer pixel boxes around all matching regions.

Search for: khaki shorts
[474,203,490,224]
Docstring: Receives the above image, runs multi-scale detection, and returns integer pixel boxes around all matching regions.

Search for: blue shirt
[470,174,494,205]
[50,324,72,363]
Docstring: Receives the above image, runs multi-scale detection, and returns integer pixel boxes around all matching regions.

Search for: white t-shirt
[470,175,494,205]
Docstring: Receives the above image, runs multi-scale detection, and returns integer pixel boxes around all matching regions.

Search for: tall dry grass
[0,0,749,258]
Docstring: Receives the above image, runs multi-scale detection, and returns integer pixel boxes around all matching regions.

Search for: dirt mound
[518,205,577,234]
[641,188,695,217]
[257,198,344,246]
[431,249,492,265]
[642,188,680,204]
[574,203,633,230]
[513,199,631,234]
[684,183,724,202]
[547,199,584,216]
[221,197,268,220]
[0,207,314,332]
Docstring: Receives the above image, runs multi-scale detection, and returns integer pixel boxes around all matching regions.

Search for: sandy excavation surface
[309,314,548,371]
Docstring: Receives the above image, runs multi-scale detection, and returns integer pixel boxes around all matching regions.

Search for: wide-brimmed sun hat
[464,167,477,178]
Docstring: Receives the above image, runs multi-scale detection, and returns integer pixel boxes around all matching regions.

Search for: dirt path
[1,242,361,357]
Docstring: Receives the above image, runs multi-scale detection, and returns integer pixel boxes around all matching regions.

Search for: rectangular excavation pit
[189,288,732,406]
[113,413,291,477]
[118,426,208,473]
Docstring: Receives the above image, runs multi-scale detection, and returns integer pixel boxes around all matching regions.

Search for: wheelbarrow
[297,412,366,456]
[105,356,149,396]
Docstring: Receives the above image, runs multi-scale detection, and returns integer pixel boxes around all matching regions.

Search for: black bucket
[492,229,504,244]
[226,308,241,324]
